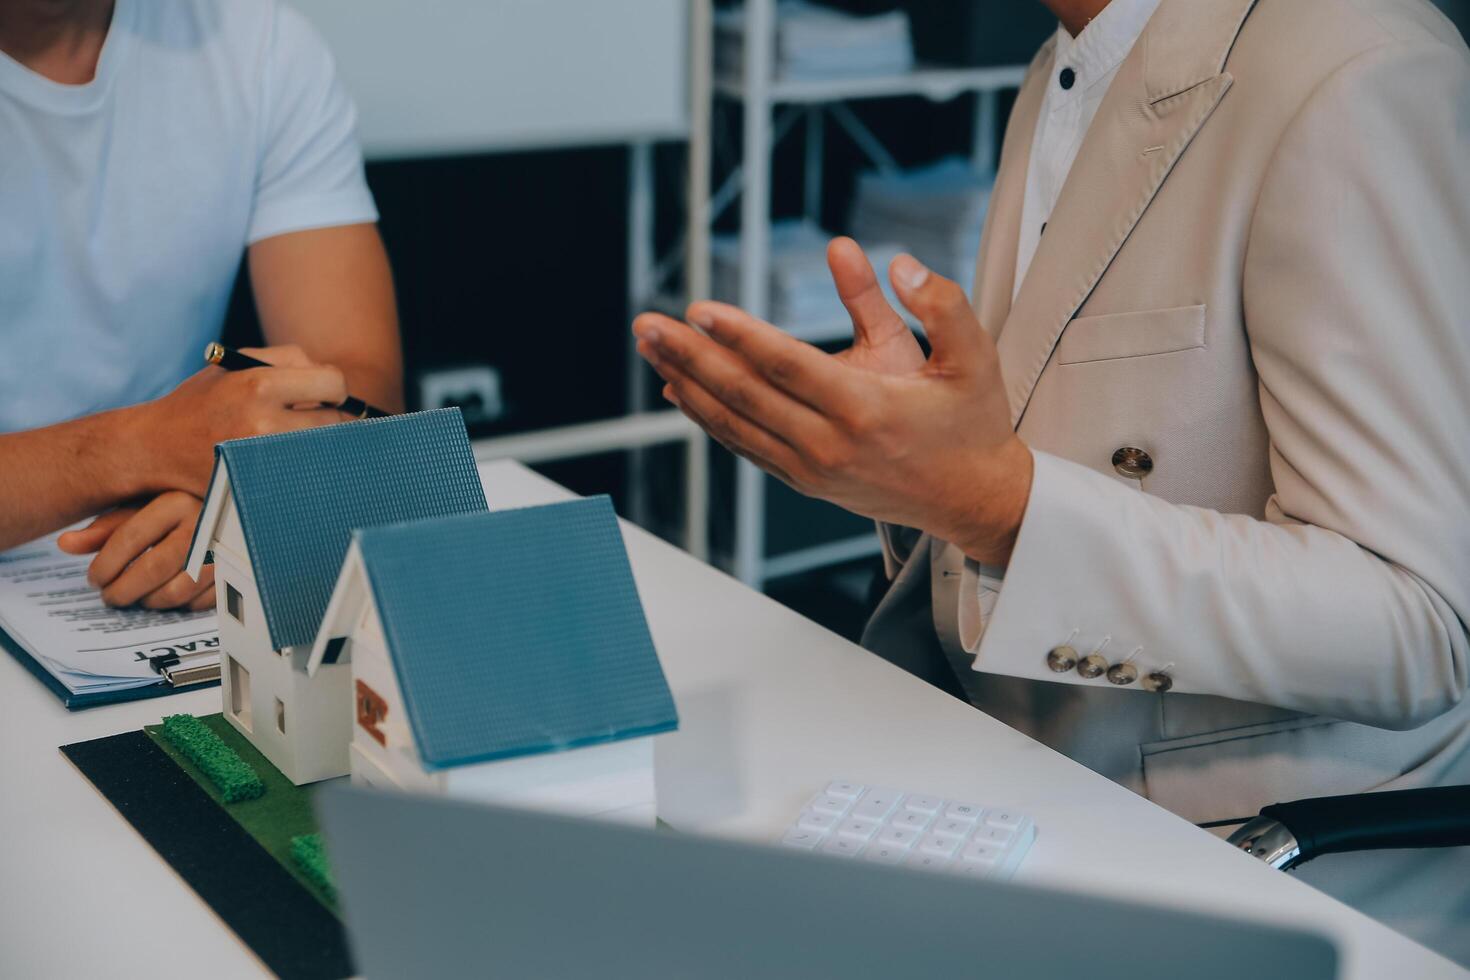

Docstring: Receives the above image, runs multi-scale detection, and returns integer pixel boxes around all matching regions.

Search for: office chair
[1228,786,1470,870]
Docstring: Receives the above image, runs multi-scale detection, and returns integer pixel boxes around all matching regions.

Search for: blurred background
[223,0,1470,640]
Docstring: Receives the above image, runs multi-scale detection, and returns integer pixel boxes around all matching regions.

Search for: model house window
[227,656,252,731]
[275,697,287,734]
[225,582,244,623]
[356,680,389,746]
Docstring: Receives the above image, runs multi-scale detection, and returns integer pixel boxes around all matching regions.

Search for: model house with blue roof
[306,496,678,825]
[184,408,488,785]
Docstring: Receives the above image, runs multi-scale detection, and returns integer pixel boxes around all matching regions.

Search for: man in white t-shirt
[0,0,403,609]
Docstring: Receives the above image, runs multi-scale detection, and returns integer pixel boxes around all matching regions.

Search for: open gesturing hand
[633,242,1032,567]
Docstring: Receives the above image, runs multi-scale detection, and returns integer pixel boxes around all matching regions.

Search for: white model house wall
[347,597,656,825]
[210,491,353,785]
[347,601,445,796]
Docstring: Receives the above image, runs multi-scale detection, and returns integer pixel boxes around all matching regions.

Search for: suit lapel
[971,38,1054,334]
[995,0,1259,427]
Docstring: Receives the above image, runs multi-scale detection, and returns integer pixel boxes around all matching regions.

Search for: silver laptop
[316,786,1338,980]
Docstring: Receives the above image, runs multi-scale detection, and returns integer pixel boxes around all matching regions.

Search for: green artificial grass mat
[290,833,337,903]
[159,714,264,802]
[145,713,336,912]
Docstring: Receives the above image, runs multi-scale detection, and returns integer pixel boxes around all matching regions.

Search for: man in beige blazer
[634,0,1470,960]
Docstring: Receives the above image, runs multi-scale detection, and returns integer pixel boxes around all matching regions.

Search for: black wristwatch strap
[1261,785,1470,862]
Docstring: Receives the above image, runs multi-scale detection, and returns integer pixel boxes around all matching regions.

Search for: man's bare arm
[49,227,403,604]
[0,408,151,552]
[0,359,349,552]
[249,224,405,412]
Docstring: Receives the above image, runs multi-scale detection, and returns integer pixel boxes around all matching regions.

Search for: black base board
[61,731,353,980]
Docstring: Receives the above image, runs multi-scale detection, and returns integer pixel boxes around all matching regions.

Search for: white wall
[292,0,689,160]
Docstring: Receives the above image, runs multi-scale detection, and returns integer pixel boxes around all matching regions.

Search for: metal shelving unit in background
[678,0,1026,589]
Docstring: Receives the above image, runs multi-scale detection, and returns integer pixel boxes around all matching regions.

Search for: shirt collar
[0,0,135,115]
[1049,0,1162,102]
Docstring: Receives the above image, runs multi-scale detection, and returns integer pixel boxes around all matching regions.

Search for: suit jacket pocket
[1056,304,1206,365]
[1139,717,1425,825]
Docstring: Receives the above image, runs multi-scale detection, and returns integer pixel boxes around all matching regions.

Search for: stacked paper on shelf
[850,156,993,293]
[717,1,914,82]
[711,219,906,334]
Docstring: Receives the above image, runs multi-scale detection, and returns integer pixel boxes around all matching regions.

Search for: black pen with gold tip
[204,342,390,419]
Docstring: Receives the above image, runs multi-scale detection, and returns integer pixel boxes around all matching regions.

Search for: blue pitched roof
[354,496,678,770]
[207,408,488,650]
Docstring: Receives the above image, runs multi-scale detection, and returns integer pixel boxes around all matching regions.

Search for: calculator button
[837,818,879,841]
[974,825,1014,846]
[853,788,902,821]
[903,794,944,815]
[919,833,961,857]
[961,841,1002,866]
[906,851,953,873]
[781,829,821,849]
[864,844,908,865]
[780,783,1034,882]
[810,795,853,818]
[932,819,973,840]
[944,802,983,822]
[876,827,919,849]
[797,810,839,833]
[819,836,864,858]
[953,858,996,879]
[893,810,932,832]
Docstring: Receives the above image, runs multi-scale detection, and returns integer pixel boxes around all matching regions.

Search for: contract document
[0,530,219,698]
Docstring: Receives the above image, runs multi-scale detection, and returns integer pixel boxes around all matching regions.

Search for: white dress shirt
[965,0,1163,651]
[1014,0,1163,299]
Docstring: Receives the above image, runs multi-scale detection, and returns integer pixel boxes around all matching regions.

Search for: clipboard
[1,623,219,711]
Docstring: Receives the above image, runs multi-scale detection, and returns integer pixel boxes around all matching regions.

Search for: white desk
[1,461,1461,978]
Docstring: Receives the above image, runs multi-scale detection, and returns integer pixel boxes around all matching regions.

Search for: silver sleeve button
[1142,671,1174,693]
[1046,646,1078,672]
[1112,447,1154,479]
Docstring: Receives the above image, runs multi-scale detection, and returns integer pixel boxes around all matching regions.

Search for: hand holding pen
[106,343,392,499]
[205,342,390,419]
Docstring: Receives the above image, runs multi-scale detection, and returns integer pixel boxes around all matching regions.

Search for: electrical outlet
[417,365,505,426]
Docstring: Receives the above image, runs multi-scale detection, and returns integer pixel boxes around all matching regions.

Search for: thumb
[828,237,906,348]
[57,508,136,555]
[889,254,985,370]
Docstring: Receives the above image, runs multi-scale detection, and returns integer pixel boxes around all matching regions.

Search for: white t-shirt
[0,0,378,432]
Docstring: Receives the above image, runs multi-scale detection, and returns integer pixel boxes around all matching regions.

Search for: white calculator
[780,780,1035,880]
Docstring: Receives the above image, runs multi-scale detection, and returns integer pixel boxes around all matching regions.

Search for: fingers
[138,568,207,611]
[673,302,864,417]
[88,495,183,589]
[888,254,987,371]
[239,344,314,368]
[87,493,198,598]
[100,522,198,607]
[242,366,349,410]
[655,366,805,487]
[828,237,907,347]
[634,314,830,445]
[57,508,137,555]
[141,562,214,611]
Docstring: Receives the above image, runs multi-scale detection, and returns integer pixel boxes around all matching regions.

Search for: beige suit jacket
[863,0,1470,955]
